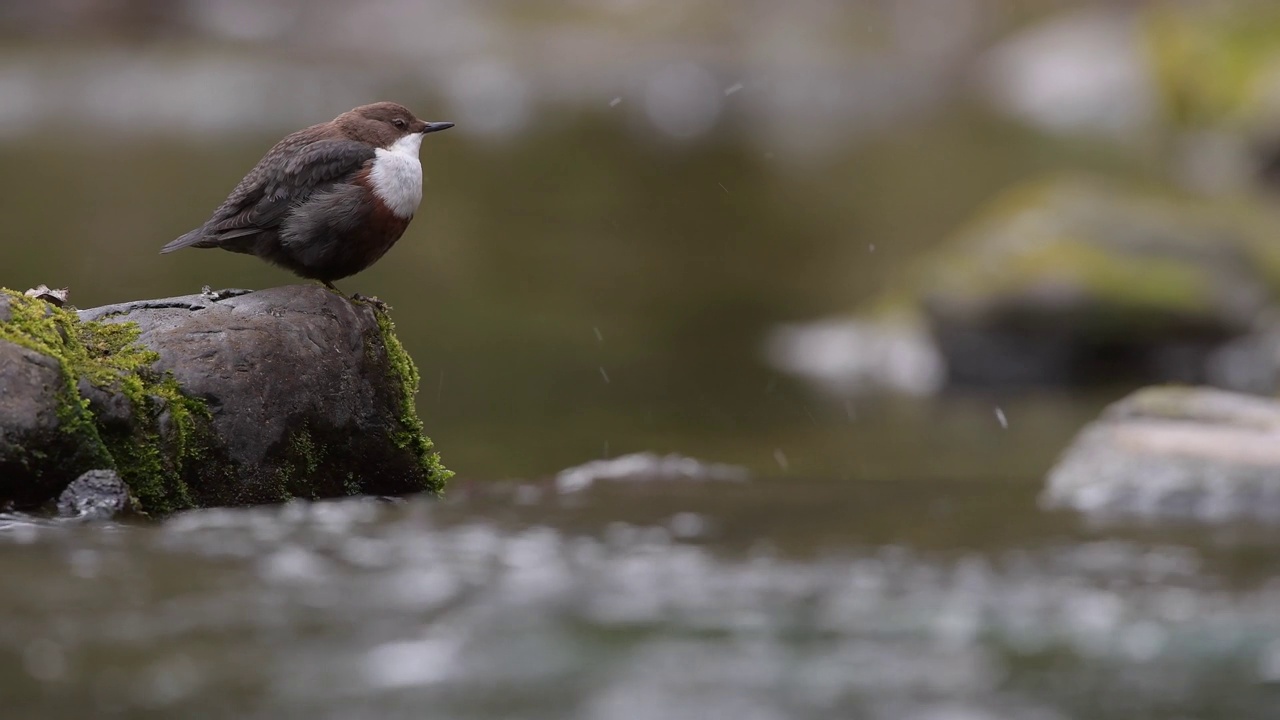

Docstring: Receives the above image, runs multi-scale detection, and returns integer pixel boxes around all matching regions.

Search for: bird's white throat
[369,133,424,219]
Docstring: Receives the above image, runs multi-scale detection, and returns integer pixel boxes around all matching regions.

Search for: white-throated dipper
[162,102,453,288]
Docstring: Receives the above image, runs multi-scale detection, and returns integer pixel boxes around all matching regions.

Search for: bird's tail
[160,228,207,254]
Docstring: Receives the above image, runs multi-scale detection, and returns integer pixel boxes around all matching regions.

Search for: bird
[162,102,453,290]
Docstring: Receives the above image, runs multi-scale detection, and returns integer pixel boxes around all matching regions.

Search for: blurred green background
[2,0,1276,483]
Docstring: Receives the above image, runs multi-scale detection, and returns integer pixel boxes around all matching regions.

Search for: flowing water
[4,475,1280,719]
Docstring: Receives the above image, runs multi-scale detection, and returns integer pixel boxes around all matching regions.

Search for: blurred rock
[976,7,1154,138]
[1206,309,1280,394]
[763,315,945,397]
[0,285,449,515]
[1144,4,1280,135]
[1042,386,1280,522]
[556,452,748,494]
[767,176,1280,396]
[1144,4,1280,193]
[921,177,1280,387]
[978,4,1280,195]
[56,470,136,520]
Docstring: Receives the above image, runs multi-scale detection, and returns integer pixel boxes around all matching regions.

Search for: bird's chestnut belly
[274,180,413,282]
[317,199,411,281]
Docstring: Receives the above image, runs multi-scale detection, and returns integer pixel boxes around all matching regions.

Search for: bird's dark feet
[352,293,392,311]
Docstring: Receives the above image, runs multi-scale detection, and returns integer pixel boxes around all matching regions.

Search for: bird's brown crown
[333,102,429,147]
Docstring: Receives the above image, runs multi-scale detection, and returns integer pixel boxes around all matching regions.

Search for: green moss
[372,307,452,494]
[0,289,210,515]
[270,425,327,501]
[1144,4,1280,129]
[874,177,1280,334]
[271,464,298,501]
[101,383,209,515]
[0,292,113,474]
[929,237,1214,316]
[291,426,322,476]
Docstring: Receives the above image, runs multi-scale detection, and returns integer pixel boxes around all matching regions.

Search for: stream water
[4,472,1280,719]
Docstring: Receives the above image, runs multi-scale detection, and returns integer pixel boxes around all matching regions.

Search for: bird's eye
[392,118,407,129]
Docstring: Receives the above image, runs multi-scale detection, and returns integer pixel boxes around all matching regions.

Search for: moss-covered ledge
[0,285,450,515]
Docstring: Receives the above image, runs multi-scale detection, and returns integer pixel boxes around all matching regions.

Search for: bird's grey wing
[161,137,375,253]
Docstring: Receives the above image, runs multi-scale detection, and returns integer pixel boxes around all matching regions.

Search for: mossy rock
[1142,4,1280,132]
[0,285,450,514]
[0,290,197,511]
[872,175,1280,386]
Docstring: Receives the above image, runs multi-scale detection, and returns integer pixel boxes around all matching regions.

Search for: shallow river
[4,470,1280,719]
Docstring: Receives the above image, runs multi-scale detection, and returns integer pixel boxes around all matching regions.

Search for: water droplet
[773,448,790,471]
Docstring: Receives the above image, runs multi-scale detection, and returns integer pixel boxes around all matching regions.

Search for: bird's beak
[422,121,455,134]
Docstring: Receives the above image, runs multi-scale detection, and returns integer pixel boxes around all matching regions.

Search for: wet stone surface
[1044,385,1280,522]
[0,340,95,507]
[55,470,135,520]
[82,285,446,504]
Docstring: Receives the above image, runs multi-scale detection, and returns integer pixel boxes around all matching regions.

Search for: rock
[1141,4,1280,192]
[770,176,1280,397]
[1203,310,1280,394]
[763,315,945,397]
[1042,386,1280,521]
[23,284,69,307]
[921,177,1280,387]
[978,5,1280,194]
[0,340,110,507]
[555,452,749,494]
[0,285,450,515]
[976,7,1154,139]
[56,469,136,520]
